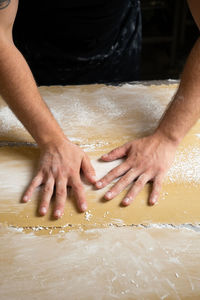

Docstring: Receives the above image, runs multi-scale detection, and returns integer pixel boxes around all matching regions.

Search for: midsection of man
[13,0,142,85]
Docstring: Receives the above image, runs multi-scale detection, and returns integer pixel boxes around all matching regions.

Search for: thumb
[101,143,129,161]
[81,155,96,183]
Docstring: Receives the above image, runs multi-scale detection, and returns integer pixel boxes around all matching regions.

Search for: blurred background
[141,0,199,80]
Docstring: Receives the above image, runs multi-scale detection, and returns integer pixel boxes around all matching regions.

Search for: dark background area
[141,0,199,80]
[13,0,199,82]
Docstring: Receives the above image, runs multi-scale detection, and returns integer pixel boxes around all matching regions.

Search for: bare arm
[155,0,200,144]
[0,0,65,146]
[0,1,96,217]
[95,1,200,206]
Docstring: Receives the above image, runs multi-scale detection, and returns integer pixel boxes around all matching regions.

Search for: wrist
[153,129,181,147]
[37,133,70,150]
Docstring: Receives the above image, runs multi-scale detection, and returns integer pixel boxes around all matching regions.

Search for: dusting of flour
[0,84,176,135]
[1,83,200,185]
[167,145,200,184]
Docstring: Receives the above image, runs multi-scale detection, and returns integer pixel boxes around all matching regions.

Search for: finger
[101,143,129,162]
[81,155,96,183]
[148,174,164,206]
[71,177,87,212]
[96,162,131,189]
[22,172,43,202]
[39,176,55,216]
[104,167,141,200]
[53,178,67,219]
[122,173,151,206]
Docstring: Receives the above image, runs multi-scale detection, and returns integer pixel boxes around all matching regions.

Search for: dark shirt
[14,0,142,85]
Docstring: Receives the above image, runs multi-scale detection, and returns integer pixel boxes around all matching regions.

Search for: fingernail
[23,195,28,202]
[105,191,113,199]
[55,210,61,218]
[81,203,87,212]
[40,207,47,215]
[96,181,103,188]
[123,197,130,205]
[151,197,157,205]
[92,175,97,182]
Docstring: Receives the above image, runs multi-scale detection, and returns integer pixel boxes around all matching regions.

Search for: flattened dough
[1,83,200,227]
[1,145,200,228]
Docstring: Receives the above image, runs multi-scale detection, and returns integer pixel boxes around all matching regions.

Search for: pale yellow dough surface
[1,83,200,227]
[1,145,200,228]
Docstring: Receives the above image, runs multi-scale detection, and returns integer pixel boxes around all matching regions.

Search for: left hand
[95,133,178,206]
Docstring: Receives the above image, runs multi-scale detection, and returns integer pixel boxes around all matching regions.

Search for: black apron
[14,0,142,85]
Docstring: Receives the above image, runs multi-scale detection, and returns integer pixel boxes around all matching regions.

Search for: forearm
[0,36,66,147]
[155,37,200,145]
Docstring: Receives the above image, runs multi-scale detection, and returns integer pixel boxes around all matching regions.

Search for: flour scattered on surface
[85,210,93,221]
[2,84,200,185]
[103,211,110,218]
[0,84,177,136]
[0,106,24,132]
[110,218,125,226]
[13,227,24,233]
[167,145,200,183]
[175,273,179,278]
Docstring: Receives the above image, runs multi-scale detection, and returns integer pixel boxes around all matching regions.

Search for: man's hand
[95,134,177,206]
[22,139,96,219]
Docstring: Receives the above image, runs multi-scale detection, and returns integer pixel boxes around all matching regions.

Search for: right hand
[22,138,96,219]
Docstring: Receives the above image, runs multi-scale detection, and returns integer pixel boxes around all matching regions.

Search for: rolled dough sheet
[1,83,200,228]
[1,225,200,300]
[1,143,200,228]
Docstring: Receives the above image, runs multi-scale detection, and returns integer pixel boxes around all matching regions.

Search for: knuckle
[153,191,159,197]
[118,176,128,186]
[126,160,133,168]
[55,205,64,213]
[128,168,137,176]
[108,169,116,178]
[83,154,89,162]
[25,186,32,193]
[40,200,49,207]
[154,184,161,193]
[137,174,148,185]
[43,185,52,193]
[155,175,163,185]
[136,178,143,186]
[110,149,116,155]
[99,178,106,186]
[56,188,66,197]
[134,180,142,188]
[136,161,144,170]
[157,166,165,174]
[74,183,83,192]
[69,169,78,178]
[32,176,39,185]
[155,179,162,187]
[114,149,120,155]
[86,169,94,175]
